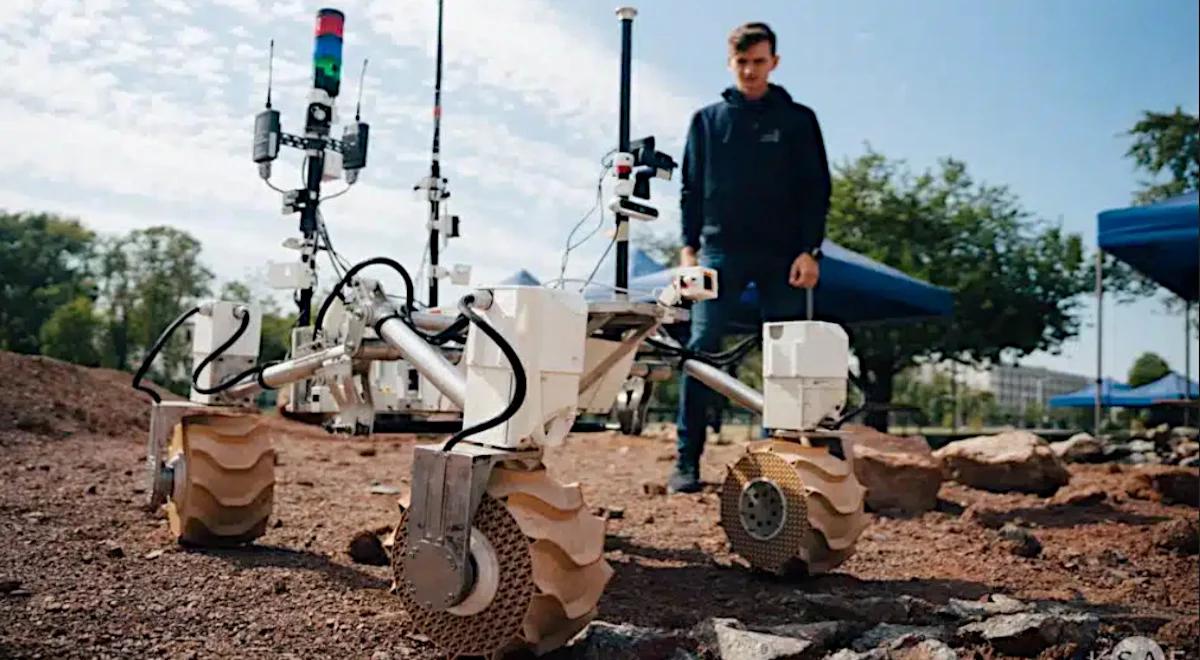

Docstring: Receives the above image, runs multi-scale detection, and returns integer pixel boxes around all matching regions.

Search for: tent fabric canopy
[1049,373,1198,409]
[1048,378,1133,408]
[577,240,954,325]
[1120,372,1199,406]
[1098,191,1199,301]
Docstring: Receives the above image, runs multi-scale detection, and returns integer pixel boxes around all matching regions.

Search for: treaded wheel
[720,440,867,575]
[164,413,275,546]
[392,465,611,657]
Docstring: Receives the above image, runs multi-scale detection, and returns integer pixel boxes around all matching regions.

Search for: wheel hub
[739,478,787,541]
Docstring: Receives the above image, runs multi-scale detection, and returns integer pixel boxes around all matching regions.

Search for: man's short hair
[728,22,776,55]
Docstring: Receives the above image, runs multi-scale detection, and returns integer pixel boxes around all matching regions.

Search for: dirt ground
[1,352,1197,659]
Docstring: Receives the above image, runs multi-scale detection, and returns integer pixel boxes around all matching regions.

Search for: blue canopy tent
[499,269,542,286]
[1120,372,1200,407]
[1094,192,1199,429]
[1098,191,1199,301]
[1048,378,1132,408]
[584,240,954,325]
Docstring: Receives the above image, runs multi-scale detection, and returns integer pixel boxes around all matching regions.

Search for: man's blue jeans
[675,247,811,472]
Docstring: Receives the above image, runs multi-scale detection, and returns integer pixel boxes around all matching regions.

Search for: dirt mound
[0,350,170,443]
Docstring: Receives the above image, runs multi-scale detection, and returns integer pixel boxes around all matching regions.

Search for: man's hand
[789,253,819,288]
[680,246,699,267]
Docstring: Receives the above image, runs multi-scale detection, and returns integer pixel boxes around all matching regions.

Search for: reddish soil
[1,352,1196,659]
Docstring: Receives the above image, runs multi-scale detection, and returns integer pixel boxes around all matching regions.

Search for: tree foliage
[1127,351,1171,388]
[827,151,1091,429]
[1126,107,1199,205]
[0,212,95,354]
[39,296,103,367]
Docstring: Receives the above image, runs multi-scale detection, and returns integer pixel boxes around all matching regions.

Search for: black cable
[314,257,415,336]
[191,308,256,395]
[131,306,202,404]
[426,314,469,345]
[255,361,282,390]
[442,294,527,453]
[645,333,759,368]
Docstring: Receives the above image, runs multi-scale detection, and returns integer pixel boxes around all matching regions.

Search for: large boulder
[1125,467,1199,507]
[842,425,943,514]
[933,431,1069,496]
[1049,433,1105,463]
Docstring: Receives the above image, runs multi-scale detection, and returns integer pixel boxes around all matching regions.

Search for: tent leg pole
[1186,301,1192,427]
[1095,252,1103,436]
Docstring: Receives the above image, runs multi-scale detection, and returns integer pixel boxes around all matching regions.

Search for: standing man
[670,22,832,493]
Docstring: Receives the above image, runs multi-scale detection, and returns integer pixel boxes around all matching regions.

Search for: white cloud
[153,0,191,15]
[177,25,212,47]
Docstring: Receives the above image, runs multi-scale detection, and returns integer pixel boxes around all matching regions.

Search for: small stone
[0,579,20,593]
[85,484,97,495]
[273,519,284,529]
[998,523,1042,558]
[144,549,165,560]
[641,481,667,496]
[356,447,377,457]
[347,530,389,566]
[605,506,626,520]
[273,580,288,595]
[369,483,402,495]
[1152,518,1199,555]
[643,515,655,525]
[296,480,315,487]
[23,511,48,523]
[1053,488,1106,507]
[104,543,125,559]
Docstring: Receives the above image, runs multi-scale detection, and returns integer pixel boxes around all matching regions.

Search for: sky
[1,0,1197,383]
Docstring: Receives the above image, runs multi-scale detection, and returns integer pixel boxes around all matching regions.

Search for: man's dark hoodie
[680,84,831,258]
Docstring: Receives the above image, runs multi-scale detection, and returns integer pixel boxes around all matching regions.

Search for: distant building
[915,362,1089,415]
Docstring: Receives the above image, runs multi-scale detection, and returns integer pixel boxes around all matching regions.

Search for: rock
[273,580,288,595]
[641,481,667,496]
[786,593,938,625]
[368,483,402,495]
[940,594,1029,621]
[850,624,952,652]
[85,484,97,495]
[695,618,816,660]
[762,620,864,651]
[1127,439,1156,454]
[891,638,958,660]
[0,579,20,594]
[1051,487,1107,507]
[1171,441,1199,464]
[104,543,125,559]
[961,504,1006,529]
[357,446,377,457]
[1171,426,1199,441]
[1049,433,1106,463]
[998,524,1042,558]
[957,612,1098,657]
[842,425,943,514]
[1152,518,1199,555]
[144,549,165,560]
[347,530,389,566]
[1126,467,1199,506]
[560,620,697,659]
[933,431,1069,496]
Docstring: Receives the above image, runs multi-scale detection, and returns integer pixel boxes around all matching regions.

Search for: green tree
[1105,107,1200,304]
[0,212,95,354]
[1128,351,1170,388]
[1126,107,1199,204]
[828,151,1091,430]
[114,227,214,392]
[38,297,102,366]
[94,236,137,369]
